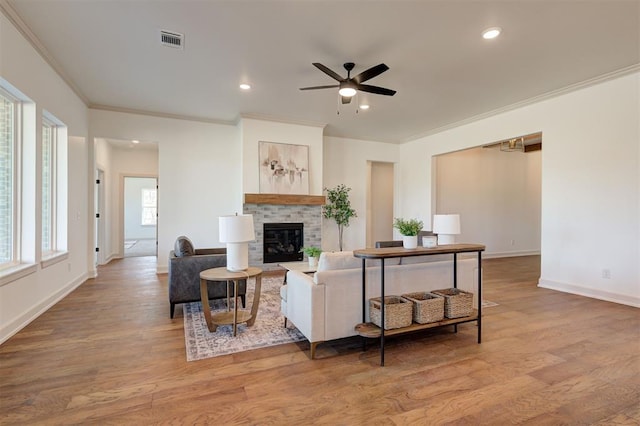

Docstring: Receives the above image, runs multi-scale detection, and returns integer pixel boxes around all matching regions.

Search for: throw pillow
[174,236,195,257]
[317,251,361,271]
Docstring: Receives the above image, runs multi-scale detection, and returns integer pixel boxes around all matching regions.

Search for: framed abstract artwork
[259,141,309,194]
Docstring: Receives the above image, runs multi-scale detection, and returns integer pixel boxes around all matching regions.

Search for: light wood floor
[1,255,638,424]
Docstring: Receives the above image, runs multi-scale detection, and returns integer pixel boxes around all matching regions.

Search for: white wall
[435,146,541,257]
[89,110,241,273]
[323,136,399,251]
[0,12,90,342]
[399,71,640,307]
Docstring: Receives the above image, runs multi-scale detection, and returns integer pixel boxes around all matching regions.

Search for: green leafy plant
[323,184,357,251]
[299,246,322,258]
[393,218,424,236]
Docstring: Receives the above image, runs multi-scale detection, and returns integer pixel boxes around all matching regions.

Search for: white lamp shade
[433,214,461,235]
[219,214,255,243]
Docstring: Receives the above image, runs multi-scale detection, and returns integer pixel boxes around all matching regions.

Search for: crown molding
[403,63,640,143]
[0,0,90,106]
[89,104,235,126]
[239,113,326,129]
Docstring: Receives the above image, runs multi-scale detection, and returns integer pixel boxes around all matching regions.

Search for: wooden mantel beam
[244,193,326,205]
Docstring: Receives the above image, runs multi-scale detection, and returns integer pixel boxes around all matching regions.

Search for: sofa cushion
[174,236,195,257]
[317,251,361,271]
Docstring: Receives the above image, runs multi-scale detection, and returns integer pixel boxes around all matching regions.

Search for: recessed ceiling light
[359,104,370,110]
[482,27,501,39]
[239,83,251,90]
[132,140,140,144]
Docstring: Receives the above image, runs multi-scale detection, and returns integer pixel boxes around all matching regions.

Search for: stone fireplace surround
[243,194,324,271]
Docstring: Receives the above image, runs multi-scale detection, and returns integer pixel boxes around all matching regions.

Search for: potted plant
[393,218,424,249]
[300,246,322,267]
[323,184,357,251]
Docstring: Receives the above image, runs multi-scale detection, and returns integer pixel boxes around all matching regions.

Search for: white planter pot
[402,235,418,249]
[308,256,318,267]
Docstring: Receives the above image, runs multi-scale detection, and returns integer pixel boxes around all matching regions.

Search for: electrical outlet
[602,269,611,279]
[510,239,515,246]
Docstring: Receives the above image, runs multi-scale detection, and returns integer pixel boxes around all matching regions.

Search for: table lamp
[219,213,255,271]
[432,214,460,245]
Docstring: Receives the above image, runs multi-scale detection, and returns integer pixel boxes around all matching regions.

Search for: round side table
[199,266,262,336]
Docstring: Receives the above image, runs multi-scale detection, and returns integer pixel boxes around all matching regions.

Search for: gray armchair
[168,237,246,318]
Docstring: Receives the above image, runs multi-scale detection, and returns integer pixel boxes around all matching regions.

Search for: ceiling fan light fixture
[482,27,502,39]
[339,88,356,97]
[338,83,357,98]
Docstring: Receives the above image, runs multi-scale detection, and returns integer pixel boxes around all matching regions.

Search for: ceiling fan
[300,62,396,104]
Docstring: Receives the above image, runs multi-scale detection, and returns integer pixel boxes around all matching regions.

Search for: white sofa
[281,250,480,358]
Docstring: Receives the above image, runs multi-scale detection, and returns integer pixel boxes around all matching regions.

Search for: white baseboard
[104,253,120,264]
[156,265,168,274]
[538,278,640,308]
[483,250,540,259]
[0,272,90,344]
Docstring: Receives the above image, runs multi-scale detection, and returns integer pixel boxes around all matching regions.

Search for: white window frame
[39,110,67,269]
[41,117,57,256]
[0,87,21,270]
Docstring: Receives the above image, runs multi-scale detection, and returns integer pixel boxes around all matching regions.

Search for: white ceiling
[4,0,639,143]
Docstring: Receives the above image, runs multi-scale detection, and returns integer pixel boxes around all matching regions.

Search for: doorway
[95,168,105,265]
[123,176,157,257]
[367,161,395,247]
[433,133,542,258]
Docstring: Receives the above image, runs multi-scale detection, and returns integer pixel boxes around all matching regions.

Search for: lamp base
[437,234,456,245]
[226,242,249,271]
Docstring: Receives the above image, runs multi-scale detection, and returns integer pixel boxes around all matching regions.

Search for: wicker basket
[369,296,413,330]
[432,288,474,318]
[402,292,445,324]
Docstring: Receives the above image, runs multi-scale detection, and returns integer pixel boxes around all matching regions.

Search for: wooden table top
[353,243,485,259]
[199,266,262,281]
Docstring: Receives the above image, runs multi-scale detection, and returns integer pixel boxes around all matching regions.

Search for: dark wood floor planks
[1,255,638,424]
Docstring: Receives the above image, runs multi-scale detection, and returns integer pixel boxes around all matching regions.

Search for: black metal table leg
[380,258,385,366]
[478,251,482,344]
[361,258,366,352]
[453,253,458,333]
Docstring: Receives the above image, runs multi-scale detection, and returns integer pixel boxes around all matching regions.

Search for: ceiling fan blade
[312,63,344,81]
[352,63,389,84]
[299,85,340,91]
[341,96,352,104]
[357,84,396,96]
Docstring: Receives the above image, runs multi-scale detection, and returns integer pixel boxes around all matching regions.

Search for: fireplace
[263,223,304,263]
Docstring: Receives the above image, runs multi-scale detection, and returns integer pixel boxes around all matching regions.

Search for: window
[0,89,18,268]
[41,118,57,254]
[40,110,67,265]
[141,188,157,226]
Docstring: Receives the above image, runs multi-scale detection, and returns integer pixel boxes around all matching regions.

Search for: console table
[353,244,485,366]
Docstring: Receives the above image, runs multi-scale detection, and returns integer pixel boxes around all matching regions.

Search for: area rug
[183,275,305,361]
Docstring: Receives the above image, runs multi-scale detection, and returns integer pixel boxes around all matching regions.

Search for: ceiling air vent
[159,30,184,49]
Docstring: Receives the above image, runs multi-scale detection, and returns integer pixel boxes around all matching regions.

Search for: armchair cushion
[174,236,195,257]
